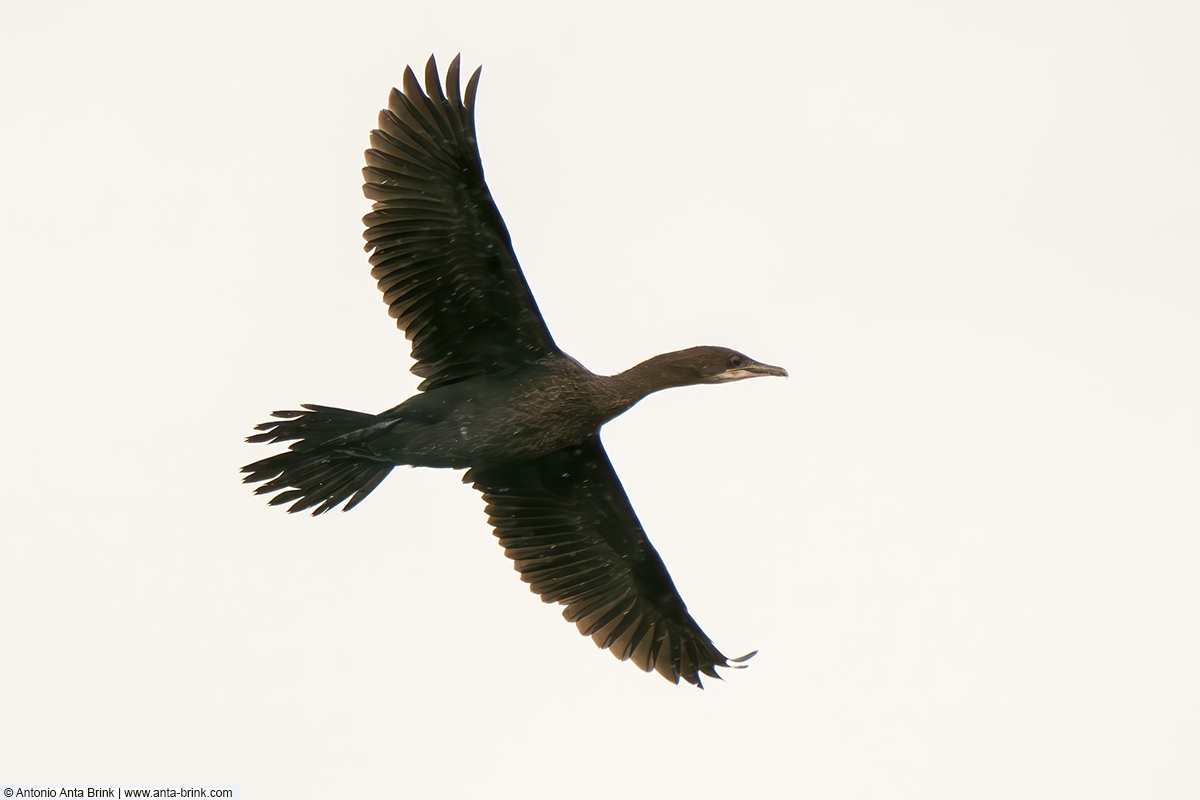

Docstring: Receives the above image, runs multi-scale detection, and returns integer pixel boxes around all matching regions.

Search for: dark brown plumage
[242,56,786,687]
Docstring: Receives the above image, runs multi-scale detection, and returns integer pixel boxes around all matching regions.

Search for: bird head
[658,346,788,385]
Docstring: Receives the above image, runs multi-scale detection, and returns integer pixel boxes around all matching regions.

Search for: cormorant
[242,56,786,687]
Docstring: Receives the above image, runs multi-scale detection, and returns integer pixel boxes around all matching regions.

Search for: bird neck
[594,353,696,420]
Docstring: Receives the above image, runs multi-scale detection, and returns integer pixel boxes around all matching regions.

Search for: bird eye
[729,355,744,367]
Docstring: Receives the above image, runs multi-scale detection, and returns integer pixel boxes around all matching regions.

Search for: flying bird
[242,55,786,687]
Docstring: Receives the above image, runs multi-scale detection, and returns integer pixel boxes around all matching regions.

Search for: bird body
[370,355,609,469]
[243,56,785,687]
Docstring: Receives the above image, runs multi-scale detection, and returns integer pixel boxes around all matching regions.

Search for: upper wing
[465,437,754,687]
[362,55,560,392]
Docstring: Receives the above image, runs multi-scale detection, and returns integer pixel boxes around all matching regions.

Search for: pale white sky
[2,1,1197,797]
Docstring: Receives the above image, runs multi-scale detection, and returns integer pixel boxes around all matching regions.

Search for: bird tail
[241,404,395,515]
